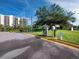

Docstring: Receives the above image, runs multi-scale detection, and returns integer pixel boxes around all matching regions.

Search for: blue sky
[0,0,79,25]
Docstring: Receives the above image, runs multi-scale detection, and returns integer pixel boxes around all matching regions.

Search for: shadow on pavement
[0,37,41,57]
[0,36,79,59]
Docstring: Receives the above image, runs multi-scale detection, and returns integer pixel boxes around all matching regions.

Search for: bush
[0,25,4,31]
[0,25,32,32]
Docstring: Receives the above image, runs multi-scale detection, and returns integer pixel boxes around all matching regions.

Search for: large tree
[35,3,76,28]
[35,6,48,25]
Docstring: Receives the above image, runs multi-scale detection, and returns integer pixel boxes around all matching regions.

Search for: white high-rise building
[9,15,14,26]
[0,15,27,27]
[0,15,5,25]
[18,17,20,25]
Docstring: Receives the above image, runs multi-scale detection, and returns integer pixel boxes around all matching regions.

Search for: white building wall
[9,15,14,26]
[0,15,26,27]
[1,15,4,25]
[18,17,20,25]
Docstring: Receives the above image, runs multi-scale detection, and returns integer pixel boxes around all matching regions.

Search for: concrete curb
[26,33,79,51]
[41,38,79,51]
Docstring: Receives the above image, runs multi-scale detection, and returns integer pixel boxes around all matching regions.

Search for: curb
[25,33,79,51]
[40,37,79,51]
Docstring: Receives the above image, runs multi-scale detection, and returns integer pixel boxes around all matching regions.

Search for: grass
[32,31,43,36]
[57,30,79,45]
[32,30,79,45]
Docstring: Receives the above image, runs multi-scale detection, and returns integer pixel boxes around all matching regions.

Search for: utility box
[43,24,48,36]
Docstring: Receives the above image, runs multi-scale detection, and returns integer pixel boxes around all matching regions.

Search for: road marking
[0,46,30,59]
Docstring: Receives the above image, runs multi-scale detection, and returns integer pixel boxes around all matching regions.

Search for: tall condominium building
[0,15,27,27]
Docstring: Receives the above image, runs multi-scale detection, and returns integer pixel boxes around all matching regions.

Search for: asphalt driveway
[0,32,79,59]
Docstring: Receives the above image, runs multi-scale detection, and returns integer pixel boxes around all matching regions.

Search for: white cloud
[0,14,3,15]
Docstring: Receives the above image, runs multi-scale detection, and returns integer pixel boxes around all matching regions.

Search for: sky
[0,0,79,25]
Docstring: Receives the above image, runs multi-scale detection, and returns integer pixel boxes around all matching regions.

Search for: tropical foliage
[35,3,76,29]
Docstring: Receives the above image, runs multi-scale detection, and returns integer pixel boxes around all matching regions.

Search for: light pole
[31,16,33,32]
[54,28,56,39]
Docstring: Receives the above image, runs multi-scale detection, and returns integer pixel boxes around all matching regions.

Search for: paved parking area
[0,32,79,59]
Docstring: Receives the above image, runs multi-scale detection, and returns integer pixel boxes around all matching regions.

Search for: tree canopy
[35,3,76,27]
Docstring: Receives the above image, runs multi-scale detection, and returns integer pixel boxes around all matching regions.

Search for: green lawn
[57,30,79,45]
[32,30,79,45]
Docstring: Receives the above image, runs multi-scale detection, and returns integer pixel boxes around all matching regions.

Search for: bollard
[60,32,62,40]
[54,29,57,39]
[71,27,73,31]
